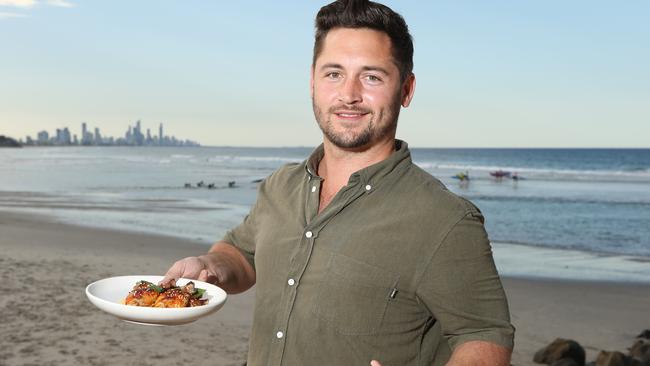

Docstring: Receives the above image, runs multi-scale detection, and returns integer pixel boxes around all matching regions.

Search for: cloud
[0,0,73,21]
[0,0,37,8]
[0,11,28,17]
[45,0,73,7]
[0,0,74,8]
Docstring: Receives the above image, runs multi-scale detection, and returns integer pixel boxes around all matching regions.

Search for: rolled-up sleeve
[416,211,515,351]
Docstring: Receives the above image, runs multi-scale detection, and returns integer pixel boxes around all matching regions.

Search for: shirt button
[365,184,372,191]
[276,331,284,339]
[305,231,313,238]
[287,278,295,286]
[311,186,317,193]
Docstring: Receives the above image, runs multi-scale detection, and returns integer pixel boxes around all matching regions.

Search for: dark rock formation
[534,338,586,365]
[638,330,650,340]
[552,358,582,366]
[629,339,650,364]
[596,350,643,366]
[0,135,22,147]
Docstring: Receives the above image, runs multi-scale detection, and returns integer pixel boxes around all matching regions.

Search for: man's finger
[160,257,207,287]
[159,274,178,288]
[160,261,185,287]
[370,360,382,366]
[198,269,209,282]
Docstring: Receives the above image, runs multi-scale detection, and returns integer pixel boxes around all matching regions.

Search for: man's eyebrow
[319,63,343,71]
[318,63,390,75]
[361,66,390,75]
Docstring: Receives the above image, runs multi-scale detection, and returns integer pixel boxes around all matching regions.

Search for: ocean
[1,146,649,282]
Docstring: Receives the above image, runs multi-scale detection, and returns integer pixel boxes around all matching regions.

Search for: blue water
[412,148,650,175]
[1,146,649,280]
[409,148,650,256]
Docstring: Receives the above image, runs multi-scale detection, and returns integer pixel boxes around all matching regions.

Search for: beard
[312,95,402,150]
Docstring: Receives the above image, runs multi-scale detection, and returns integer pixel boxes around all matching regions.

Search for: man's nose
[338,78,362,104]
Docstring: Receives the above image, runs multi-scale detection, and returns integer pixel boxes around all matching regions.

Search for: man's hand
[369,340,511,366]
[160,241,256,294]
[160,255,219,287]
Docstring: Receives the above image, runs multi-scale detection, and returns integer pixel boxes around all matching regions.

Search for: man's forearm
[203,241,256,294]
[446,340,512,366]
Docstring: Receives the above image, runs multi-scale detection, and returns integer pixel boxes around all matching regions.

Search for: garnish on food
[122,280,208,307]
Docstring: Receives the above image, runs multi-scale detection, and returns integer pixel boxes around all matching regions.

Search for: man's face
[311,27,415,150]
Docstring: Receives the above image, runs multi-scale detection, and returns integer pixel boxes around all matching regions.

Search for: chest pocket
[312,253,400,335]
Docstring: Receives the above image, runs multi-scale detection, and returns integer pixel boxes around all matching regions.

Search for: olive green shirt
[224,140,514,366]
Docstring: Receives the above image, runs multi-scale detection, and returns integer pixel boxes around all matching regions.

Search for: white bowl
[86,275,227,326]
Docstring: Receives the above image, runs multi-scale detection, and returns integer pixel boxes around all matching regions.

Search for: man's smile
[332,110,370,121]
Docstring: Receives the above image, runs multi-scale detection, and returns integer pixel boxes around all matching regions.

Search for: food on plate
[122,280,207,308]
[123,280,161,306]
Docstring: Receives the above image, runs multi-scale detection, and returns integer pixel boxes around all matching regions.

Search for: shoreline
[3,202,649,284]
[2,210,649,365]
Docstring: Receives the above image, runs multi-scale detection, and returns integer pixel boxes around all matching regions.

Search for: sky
[1,0,649,148]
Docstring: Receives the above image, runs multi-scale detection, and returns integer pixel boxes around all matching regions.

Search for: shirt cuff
[447,327,515,351]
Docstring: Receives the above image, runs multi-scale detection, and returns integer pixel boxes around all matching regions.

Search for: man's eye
[365,75,382,82]
[326,72,341,79]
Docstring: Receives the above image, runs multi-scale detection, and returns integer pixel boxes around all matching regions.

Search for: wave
[491,239,649,258]
[464,194,650,207]
[207,155,302,164]
[416,162,650,183]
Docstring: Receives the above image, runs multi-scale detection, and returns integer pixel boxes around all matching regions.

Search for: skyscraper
[159,123,164,146]
[81,122,88,145]
[37,131,49,144]
[94,128,102,145]
[62,128,71,145]
[130,120,144,145]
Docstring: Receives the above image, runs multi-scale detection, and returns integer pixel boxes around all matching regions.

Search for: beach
[0,211,253,366]
[2,210,649,366]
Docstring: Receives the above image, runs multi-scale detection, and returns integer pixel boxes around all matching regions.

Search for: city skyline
[22,120,200,147]
[1,1,649,148]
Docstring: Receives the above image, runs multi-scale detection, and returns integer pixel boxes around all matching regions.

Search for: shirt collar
[305,139,412,187]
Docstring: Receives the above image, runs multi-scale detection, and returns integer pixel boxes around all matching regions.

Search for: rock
[534,338,586,365]
[638,330,650,340]
[0,135,22,148]
[629,339,650,364]
[595,351,624,365]
[596,351,643,366]
[552,359,581,366]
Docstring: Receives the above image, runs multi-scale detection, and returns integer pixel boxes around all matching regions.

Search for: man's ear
[401,73,416,108]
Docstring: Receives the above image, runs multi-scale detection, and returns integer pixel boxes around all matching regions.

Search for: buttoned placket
[267,172,323,366]
[268,171,376,366]
[305,169,322,225]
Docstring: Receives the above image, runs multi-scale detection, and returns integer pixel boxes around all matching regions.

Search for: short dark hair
[313,0,414,82]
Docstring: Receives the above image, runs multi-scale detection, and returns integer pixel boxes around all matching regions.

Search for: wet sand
[1,210,648,365]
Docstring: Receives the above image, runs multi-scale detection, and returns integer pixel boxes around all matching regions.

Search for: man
[162,1,515,365]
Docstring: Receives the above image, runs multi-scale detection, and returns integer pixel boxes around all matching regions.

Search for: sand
[0,211,253,366]
[1,210,648,366]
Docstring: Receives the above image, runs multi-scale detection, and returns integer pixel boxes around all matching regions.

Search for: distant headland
[0,136,22,148]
